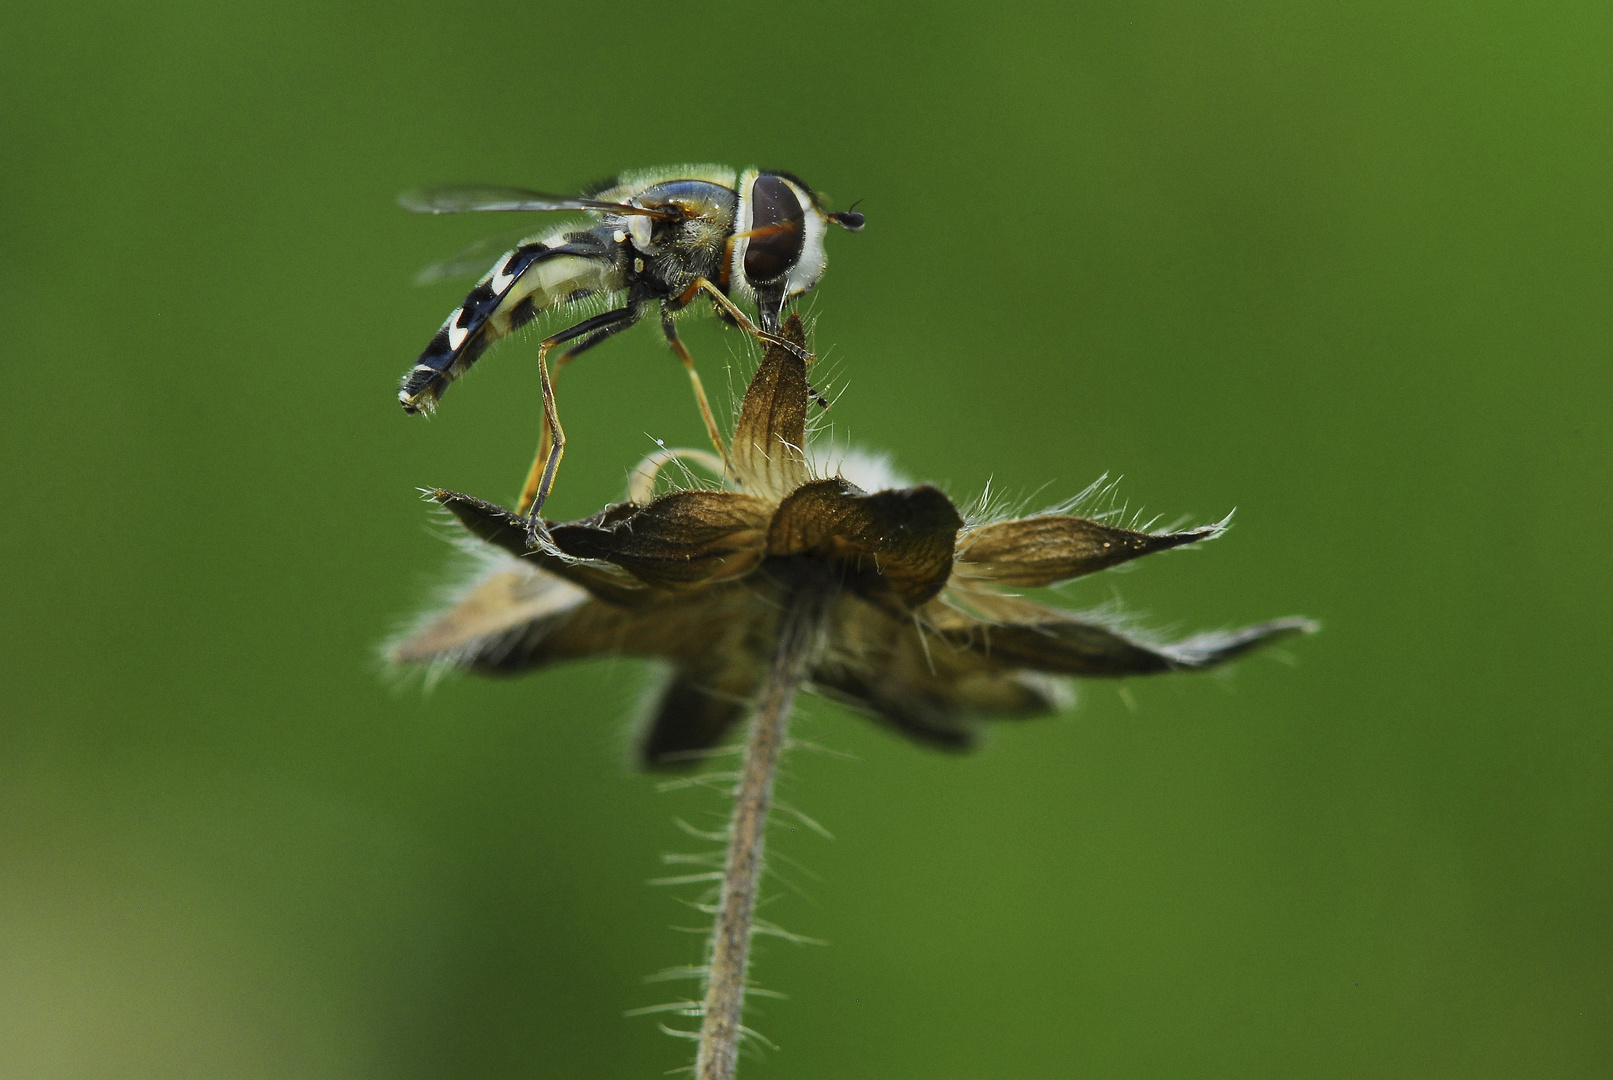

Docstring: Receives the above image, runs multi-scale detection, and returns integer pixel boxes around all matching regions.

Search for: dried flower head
[388,315,1313,766]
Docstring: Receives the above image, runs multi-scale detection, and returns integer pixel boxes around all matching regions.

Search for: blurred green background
[3,1,1609,1076]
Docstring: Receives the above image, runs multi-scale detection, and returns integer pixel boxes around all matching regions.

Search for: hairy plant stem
[694,581,827,1080]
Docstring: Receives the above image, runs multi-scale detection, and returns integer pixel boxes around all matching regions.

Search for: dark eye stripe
[743,175,805,285]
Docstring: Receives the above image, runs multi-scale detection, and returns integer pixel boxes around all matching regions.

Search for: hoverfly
[398,166,864,528]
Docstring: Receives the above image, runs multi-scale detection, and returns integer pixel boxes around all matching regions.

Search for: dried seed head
[388,315,1314,766]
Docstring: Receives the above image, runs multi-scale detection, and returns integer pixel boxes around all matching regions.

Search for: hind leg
[517,307,640,529]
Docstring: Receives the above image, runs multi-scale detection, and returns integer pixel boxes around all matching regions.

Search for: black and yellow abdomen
[399,230,625,414]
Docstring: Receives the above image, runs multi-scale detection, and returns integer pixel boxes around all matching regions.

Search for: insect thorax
[625,180,739,298]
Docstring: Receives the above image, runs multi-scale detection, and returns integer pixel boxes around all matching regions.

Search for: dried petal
[548,490,771,590]
[955,514,1226,587]
[385,563,671,675]
[639,664,766,768]
[933,589,1315,676]
[430,489,648,606]
[385,561,591,666]
[431,488,539,556]
[396,548,779,682]
[810,594,1066,749]
[1158,619,1320,665]
[768,478,963,608]
[730,313,812,497]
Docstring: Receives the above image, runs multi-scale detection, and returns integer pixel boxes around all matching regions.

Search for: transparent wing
[410,228,532,286]
[398,185,675,218]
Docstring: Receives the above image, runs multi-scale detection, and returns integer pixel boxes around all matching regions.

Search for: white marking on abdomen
[490,252,517,294]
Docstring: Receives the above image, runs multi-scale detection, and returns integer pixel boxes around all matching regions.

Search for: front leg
[668,277,815,365]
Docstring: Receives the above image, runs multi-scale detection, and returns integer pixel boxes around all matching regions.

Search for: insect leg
[659,307,733,470]
[670,278,815,365]
[516,306,641,529]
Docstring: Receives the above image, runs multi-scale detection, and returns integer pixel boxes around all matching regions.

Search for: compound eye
[743,175,806,285]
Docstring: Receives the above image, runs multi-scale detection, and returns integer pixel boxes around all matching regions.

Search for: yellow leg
[514,306,640,524]
[516,343,567,521]
[660,314,732,473]
[673,277,815,364]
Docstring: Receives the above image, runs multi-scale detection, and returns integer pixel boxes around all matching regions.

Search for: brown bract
[389,316,1315,766]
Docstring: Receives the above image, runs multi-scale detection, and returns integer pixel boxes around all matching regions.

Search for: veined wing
[411,227,535,286]
[399,185,676,219]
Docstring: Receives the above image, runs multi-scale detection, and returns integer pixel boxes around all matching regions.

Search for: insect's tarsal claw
[774,339,814,365]
[524,514,553,550]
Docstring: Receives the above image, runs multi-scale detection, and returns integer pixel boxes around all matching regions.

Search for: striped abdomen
[399,234,622,413]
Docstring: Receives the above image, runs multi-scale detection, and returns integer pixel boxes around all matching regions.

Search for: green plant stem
[694,584,825,1080]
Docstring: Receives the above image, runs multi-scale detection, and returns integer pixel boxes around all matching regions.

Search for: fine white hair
[809,444,909,492]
